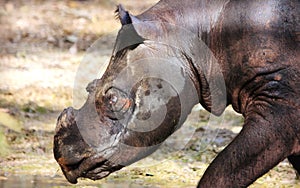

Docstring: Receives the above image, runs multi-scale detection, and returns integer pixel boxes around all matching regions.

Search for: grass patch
[0,111,22,133]
[0,128,10,157]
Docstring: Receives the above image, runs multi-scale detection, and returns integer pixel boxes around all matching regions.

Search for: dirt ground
[0,0,299,187]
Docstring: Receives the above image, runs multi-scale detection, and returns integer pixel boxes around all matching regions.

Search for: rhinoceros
[54,0,300,187]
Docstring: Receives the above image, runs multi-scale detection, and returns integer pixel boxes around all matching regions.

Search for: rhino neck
[138,0,229,38]
[135,0,229,115]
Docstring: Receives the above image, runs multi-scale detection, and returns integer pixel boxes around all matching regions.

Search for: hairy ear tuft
[115,4,132,25]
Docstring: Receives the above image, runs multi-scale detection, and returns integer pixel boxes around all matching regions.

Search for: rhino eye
[104,87,133,119]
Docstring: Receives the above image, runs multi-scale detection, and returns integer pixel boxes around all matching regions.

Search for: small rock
[65,35,78,43]
[47,35,56,43]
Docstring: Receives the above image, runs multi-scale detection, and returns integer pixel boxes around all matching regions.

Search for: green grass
[0,111,22,133]
[0,128,10,157]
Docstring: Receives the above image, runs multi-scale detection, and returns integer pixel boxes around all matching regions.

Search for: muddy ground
[0,0,299,187]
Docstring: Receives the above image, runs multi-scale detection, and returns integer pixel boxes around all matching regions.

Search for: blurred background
[0,0,298,187]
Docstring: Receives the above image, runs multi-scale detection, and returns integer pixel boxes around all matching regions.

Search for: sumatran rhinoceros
[53,0,300,187]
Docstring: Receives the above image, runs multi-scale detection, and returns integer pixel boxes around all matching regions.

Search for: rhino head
[53,5,201,184]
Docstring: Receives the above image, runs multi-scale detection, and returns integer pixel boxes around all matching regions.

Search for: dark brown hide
[54,0,300,187]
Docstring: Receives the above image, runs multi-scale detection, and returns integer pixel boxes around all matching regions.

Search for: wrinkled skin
[54,0,300,187]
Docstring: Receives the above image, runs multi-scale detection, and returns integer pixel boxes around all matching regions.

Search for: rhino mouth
[59,154,122,184]
[54,107,123,184]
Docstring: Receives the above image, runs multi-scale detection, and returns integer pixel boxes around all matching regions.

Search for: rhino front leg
[288,155,300,175]
[198,103,300,187]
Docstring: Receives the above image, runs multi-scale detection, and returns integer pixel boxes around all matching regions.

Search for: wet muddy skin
[54,0,300,187]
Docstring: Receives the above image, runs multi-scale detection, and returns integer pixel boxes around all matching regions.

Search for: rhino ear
[115,4,140,25]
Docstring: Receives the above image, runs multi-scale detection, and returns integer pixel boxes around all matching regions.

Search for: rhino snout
[54,107,94,183]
